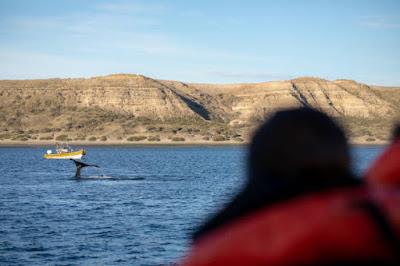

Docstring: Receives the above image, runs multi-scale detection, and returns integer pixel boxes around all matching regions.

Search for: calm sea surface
[0,145,384,265]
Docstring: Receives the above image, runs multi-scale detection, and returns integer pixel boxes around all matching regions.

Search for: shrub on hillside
[146,126,157,132]
[55,134,69,141]
[12,134,30,141]
[212,135,226,142]
[127,136,147,141]
[74,135,86,141]
[88,136,97,141]
[148,135,161,142]
[0,133,12,140]
[41,128,53,133]
[39,135,54,140]
[100,136,107,141]
[172,137,185,142]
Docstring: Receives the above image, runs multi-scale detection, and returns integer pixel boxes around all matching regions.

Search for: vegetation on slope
[0,74,398,143]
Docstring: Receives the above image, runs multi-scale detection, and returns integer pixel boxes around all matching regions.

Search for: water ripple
[0,146,382,265]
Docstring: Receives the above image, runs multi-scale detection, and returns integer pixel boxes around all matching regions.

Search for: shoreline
[0,139,388,147]
[0,140,245,147]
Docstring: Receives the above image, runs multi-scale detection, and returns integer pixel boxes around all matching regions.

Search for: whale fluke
[70,159,99,177]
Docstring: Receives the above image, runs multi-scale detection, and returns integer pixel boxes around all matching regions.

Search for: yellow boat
[44,143,86,160]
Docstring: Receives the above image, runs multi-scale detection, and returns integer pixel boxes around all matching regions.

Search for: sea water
[0,145,384,265]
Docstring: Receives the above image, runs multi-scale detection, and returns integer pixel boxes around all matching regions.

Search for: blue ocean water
[0,145,384,265]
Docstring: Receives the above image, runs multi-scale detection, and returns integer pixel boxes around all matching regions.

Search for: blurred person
[181,108,400,266]
[366,124,400,187]
[193,108,358,239]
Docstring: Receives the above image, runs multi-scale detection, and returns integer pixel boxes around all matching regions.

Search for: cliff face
[219,78,396,126]
[0,74,208,121]
[0,74,399,143]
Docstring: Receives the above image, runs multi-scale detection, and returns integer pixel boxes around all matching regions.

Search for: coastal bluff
[0,74,399,144]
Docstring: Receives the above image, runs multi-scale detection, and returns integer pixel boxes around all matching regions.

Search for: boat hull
[44,149,86,160]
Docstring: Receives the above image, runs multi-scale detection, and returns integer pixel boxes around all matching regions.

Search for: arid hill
[0,74,399,144]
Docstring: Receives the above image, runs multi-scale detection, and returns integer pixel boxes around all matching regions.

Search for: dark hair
[193,107,357,240]
[392,124,400,142]
[248,107,352,189]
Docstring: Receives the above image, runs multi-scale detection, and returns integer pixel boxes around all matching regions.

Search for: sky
[0,0,399,85]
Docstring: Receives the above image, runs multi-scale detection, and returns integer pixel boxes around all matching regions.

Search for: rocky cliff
[0,74,399,143]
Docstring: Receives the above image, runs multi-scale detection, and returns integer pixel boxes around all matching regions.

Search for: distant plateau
[1,74,399,145]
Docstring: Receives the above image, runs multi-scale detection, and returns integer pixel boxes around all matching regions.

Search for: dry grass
[1,75,399,144]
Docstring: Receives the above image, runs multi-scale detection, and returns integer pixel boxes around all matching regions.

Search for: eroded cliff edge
[0,74,399,144]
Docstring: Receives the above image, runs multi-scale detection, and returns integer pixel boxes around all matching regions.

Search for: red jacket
[181,187,400,265]
[366,139,400,186]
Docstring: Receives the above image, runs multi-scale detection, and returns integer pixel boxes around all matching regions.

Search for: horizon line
[0,73,399,88]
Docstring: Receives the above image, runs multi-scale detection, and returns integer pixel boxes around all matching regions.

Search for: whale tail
[70,159,99,177]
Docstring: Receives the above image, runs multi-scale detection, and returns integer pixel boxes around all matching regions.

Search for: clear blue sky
[0,0,399,85]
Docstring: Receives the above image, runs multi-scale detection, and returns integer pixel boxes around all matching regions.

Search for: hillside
[0,74,399,144]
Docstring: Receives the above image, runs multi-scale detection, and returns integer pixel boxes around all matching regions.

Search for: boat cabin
[56,143,73,154]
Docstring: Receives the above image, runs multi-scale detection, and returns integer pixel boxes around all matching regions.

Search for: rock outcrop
[0,74,398,143]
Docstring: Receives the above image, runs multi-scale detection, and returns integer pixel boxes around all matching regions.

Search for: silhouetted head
[193,107,357,241]
[248,107,353,190]
[392,123,400,142]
